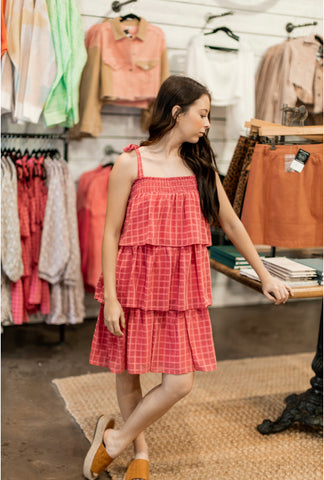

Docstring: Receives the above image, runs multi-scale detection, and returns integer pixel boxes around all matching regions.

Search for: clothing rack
[1,130,69,161]
[1,131,70,344]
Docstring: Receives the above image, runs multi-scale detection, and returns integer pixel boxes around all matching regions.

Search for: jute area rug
[53,353,323,480]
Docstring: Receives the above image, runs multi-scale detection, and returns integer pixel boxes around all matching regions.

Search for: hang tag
[289,148,310,173]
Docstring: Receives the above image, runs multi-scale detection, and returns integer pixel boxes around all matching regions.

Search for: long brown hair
[141,75,219,223]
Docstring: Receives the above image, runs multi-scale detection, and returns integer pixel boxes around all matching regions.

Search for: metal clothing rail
[286,21,318,34]
[111,0,137,13]
[1,132,66,138]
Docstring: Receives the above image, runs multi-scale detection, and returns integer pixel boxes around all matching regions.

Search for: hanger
[120,13,140,22]
[205,26,239,41]
[102,161,115,168]
[314,35,323,58]
[102,145,120,167]
[204,26,239,52]
[14,148,22,158]
[50,148,61,160]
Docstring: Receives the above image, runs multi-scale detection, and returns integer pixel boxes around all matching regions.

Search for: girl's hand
[261,275,293,305]
[104,299,125,336]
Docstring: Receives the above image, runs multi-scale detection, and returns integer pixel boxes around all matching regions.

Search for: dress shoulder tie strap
[123,144,143,178]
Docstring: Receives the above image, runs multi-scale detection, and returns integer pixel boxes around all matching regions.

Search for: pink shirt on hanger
[72,17,169,138]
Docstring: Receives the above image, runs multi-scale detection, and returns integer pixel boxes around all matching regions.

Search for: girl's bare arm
[102,152,137,335]
[215,173,292,304]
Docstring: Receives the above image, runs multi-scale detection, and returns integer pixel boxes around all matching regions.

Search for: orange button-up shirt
[73,17,169,137]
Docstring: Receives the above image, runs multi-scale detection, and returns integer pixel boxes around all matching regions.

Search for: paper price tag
[289,159,305,173]
[288,149,310,173]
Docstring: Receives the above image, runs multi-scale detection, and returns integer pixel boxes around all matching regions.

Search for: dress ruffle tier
[90,305,217,374]
[95,244,212,310]
[118,176,211,247]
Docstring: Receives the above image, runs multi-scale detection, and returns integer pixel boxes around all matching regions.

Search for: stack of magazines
[240,257,320,287]
[209,245,263,270]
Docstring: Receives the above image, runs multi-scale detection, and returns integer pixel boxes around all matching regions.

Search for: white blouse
[186,34,255,171]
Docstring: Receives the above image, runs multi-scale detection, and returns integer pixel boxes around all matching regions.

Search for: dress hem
[89,360,217,375]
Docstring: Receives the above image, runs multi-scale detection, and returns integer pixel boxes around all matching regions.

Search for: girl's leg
[104,372,194,458]
[116,371,149,459]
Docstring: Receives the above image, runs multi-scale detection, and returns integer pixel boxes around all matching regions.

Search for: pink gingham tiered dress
[90,144,217,374]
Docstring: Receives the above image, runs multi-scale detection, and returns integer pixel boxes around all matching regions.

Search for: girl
[83,75,292,480]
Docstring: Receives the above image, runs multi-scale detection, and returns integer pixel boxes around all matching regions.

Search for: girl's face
[176,94,211,143]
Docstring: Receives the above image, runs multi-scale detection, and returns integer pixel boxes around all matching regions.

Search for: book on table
[209,245,264,270]
[261,257,318,280]
[240,268,319,287]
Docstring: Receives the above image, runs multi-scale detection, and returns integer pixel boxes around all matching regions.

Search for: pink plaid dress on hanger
[90,144,217,374]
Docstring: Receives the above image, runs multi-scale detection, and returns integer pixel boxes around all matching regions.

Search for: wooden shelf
[210,259,323,299]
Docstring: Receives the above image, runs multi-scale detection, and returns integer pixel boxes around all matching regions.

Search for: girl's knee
[163,373,194,401]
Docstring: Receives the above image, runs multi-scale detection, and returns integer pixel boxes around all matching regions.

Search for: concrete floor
[1,299,322,480]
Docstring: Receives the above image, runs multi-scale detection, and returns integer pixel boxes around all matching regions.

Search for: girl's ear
[171,105,182,121]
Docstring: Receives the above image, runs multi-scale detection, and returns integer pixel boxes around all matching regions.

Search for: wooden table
[210,257,323,434]
[210,259,323,299]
